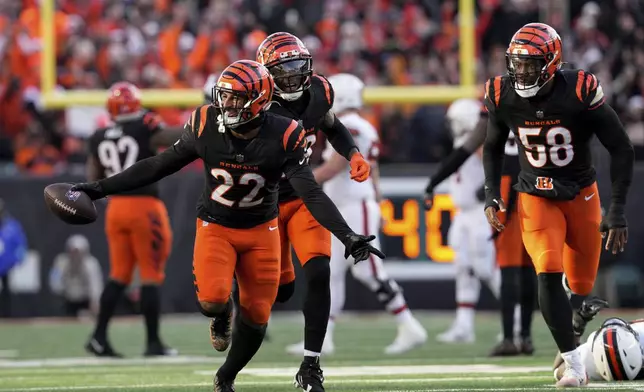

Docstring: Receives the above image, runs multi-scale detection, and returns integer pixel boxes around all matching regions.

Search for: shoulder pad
[483,75,508,113]
[282,119,305,152]
[564,69,605,109]
[311,74,334,108]
[187,105,212,137]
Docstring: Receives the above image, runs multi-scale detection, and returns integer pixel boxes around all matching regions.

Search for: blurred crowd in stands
[1,0,644,175]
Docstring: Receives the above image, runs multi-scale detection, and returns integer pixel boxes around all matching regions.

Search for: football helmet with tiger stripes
[256,32,313,101]
[506,23,563,98]
[212,60,274,131]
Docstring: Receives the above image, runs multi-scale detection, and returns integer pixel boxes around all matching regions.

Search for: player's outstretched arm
[482,110,510,232]
[424,115,487,209]
[283,126,385,263]
[587,103,634,254]
[320,110,370,182]
[72,128,199,200]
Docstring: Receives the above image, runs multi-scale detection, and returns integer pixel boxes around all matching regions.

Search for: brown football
[44,183,97,225]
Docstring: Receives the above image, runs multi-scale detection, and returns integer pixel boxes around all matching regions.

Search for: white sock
[394,307,414,325]
[455,306,475,331]
[561,348,583,370]
[304,350,320,358]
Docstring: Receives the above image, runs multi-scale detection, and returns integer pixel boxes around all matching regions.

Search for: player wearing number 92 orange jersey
[70,60,384,392]
[84,82,184,359]
[482,23,634,388]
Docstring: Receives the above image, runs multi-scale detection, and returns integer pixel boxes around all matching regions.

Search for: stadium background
[0,0,644,318]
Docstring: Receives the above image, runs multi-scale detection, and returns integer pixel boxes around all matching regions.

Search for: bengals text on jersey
[483,67,633,294]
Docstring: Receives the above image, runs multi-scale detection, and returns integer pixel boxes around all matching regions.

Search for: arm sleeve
[319,110,359,160]
[482,108,510,200]
[283,127,354,241]
[99,127,199,196]
[584,104,634,207]
[427,110,487,191]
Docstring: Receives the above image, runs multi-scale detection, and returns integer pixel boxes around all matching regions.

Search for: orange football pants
[278,198,332,285]
[517,182,602,295]
[496,175,531,268]
[193,218,280,324]
[105,196,172,285]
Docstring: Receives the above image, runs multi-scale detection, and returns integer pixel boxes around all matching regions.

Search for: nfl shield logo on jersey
[536,110,544,119]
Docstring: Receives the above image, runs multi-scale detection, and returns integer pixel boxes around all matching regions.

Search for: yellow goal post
[39,0,478,109]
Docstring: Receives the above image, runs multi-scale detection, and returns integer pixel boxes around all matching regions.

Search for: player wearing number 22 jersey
[256,32,371,392]
[71,60,383,392]
[85,82,183,359]
[482,23,634,388]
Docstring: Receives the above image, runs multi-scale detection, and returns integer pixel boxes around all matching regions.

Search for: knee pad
[198,300,230,318]
[275,281,295,303]
[241,299,272,325]
[374,279,401,304]
[303,256,330,289]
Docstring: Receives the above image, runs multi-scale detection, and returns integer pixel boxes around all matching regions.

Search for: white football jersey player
[570,318,644,382]
[306,73,427,355]
[437,98,500,344]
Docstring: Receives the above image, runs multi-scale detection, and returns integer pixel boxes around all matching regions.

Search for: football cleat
[85,337,123,358]
[214,374,235,392]
[489,339,520,357]
[294,356,325,392]
[385,318,427,354]
[210,310,232,352]
[519,337,535,355]
[573,297,609,337]
[555,366,588,388]
[436,327,474,344]
[144,341,178,357]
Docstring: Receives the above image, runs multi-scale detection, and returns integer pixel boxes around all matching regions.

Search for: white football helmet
[203,73,219,103]
[446,98,481,148]
[591,318,643,381]
[326,73,365,114]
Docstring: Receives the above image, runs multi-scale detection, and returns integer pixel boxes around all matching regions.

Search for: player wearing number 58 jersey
[256,32,371,391]
[482,23,634,388]
[85,82,183,358]
[71,60,383,392]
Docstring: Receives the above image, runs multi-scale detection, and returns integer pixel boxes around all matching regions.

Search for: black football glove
[599,204,628,254]
[70,182,106,201]
[423,180,434,210]
[343,233,386,264]
[573,296,609,338]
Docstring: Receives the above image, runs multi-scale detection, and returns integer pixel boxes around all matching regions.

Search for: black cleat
[210,310,232,352]
[519,337,534,355]
[213,374,235,392]
[294,356,325,392]
[489,339,520,357]
[85,337,123,358]
[573,297,609,337]
[144,341,178,357]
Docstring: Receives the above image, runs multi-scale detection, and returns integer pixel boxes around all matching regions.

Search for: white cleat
[555,366,588,388]
[285,338,335,356]
[385,318,428,355]
[436,327,475,344]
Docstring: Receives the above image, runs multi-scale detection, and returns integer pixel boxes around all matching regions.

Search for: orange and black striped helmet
[256,32,312,101]
[106,82,142,120]
[213,60,274,131]
[506,23,563,98]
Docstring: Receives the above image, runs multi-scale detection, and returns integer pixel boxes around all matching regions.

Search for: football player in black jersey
[482,23,634,387]
[85,82,183,358]
[255,32,371,391]
[423,102,537,357]
[71,60,384,392]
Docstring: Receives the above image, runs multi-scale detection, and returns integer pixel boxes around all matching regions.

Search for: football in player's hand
[44,183,97,225]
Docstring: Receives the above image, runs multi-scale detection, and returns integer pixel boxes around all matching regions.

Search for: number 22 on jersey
[210,169,266,208]
[97,135,139,177]
[517,126,573,167]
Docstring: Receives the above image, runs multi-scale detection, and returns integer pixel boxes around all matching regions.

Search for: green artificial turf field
[1,310,643,391]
